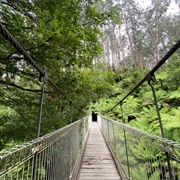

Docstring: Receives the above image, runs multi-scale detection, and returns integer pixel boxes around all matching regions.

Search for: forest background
[0,0,179,151]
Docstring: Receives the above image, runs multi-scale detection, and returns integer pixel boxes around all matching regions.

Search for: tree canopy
[0,0,119,149]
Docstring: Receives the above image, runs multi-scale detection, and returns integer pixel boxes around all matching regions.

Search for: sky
[136,0,179,15]
[135,0,151,7]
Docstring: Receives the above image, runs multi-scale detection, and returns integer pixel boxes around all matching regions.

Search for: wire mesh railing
[98,116,180,180]
[0,116,91,180]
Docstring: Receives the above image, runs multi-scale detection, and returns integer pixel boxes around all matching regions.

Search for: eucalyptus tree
[100,0,179,70]
[143,0,171,67]
[99,0,123,72]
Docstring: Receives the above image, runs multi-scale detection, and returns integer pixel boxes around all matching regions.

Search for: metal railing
[98,116,180,180]
[0,116,91,180]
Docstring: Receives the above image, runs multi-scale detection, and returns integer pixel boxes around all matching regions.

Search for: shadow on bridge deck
[78,122,121,180]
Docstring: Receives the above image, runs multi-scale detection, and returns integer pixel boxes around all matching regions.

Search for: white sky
[136,0,151,7]
[136,0,179,15]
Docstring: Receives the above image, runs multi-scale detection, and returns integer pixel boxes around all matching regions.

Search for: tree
[99,0,180,70]
[0,0,119,149]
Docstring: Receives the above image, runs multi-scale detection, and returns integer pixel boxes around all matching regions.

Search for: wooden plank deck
[78,122,121,180]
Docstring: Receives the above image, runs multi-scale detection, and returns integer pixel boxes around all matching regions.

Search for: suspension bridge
[0,23,180,180]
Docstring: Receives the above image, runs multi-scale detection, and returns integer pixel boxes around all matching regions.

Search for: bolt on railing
[98,116,180,180]
[0,116,91,180]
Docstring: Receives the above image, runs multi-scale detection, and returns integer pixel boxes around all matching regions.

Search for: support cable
[0,23,80,111]
[37,83,45,138]
[107,40,180,112]
[147,73,165,138]
[147,73,174,180]
[37,70,47,138]
[120,104,131,180]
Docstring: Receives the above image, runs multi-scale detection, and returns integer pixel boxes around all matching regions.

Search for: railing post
[148,73,173,180]
[70,101,73,124]
[120,104,131,180]
[70,127,73,179]
[107,120,110,141]
[32,150,38,180]
[112,123,116,153]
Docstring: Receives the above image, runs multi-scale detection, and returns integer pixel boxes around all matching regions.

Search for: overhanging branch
[0,80,55,94]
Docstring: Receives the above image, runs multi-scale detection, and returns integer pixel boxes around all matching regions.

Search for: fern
[168,89,180,99]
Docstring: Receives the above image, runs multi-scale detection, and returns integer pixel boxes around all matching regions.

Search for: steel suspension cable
[0,23,80,111]
[107,40,180,112]
[120,104,131,179]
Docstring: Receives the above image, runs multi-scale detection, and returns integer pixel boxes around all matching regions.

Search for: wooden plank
[77,122,121,180]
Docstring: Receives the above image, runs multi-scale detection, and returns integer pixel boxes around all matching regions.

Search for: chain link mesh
[0,116,91,180]
[98,116,180,180]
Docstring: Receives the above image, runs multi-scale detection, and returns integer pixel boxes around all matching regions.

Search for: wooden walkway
[78,122,121,180]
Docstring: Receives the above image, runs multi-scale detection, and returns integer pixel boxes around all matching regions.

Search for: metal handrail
[0,116,92,180]
[98,116,180,180]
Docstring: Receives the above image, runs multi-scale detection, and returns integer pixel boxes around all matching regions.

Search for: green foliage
[168,89,180,99]
[0,0,179,156]
[94,65,180,142]
[0,0,120,150]
[157,53,180,91]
